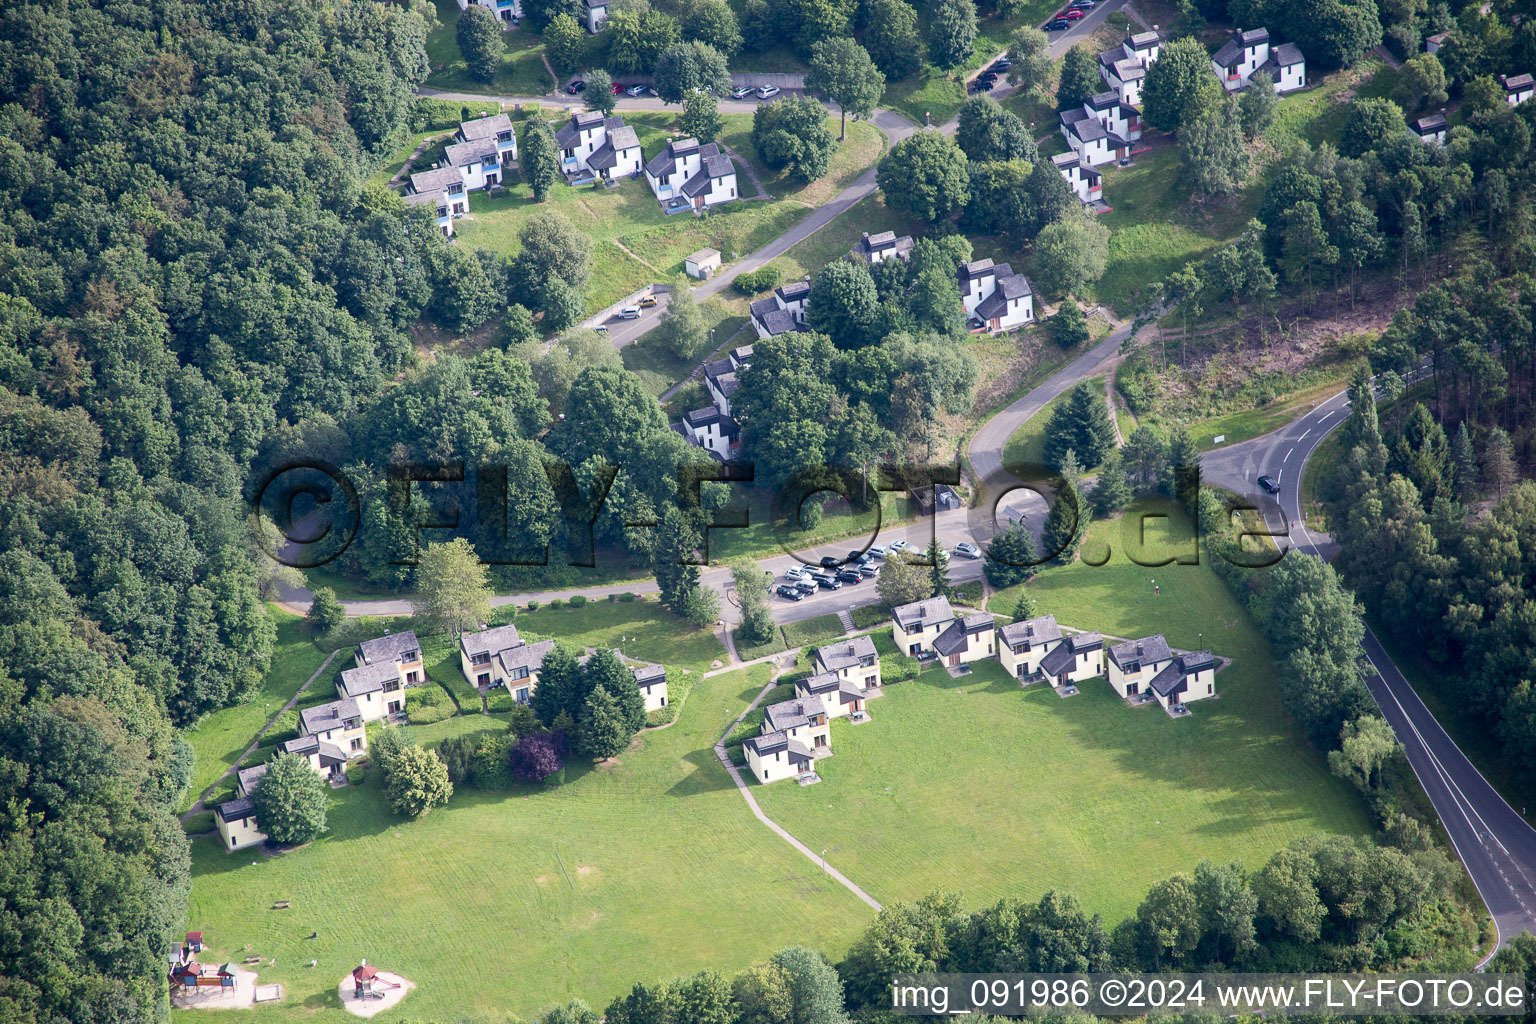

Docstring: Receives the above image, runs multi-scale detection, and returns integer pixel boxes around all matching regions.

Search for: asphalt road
[1202,369,1536,959]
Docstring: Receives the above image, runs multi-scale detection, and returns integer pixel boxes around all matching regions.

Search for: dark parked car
[1046,17,1070,28]
[567,80,587,94]
[991,57,1012,70]
[777,585,805,601]
[837,569,863,584]
[970,78,995,92]
[795,579,818,594]
[815,574,843,590]
[819,555,841,568]
[1258,475,1281,494]
[847,551,871,565]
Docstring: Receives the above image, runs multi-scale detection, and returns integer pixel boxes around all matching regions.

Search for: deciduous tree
[864,0,924,80]
[807,38,885,139]
[878,132,971,222]
[416,537,493,638]
[457,5,504,82]
[251,752,329,844]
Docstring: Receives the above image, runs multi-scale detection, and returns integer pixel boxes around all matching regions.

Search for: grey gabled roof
[892,596,954,630]
[956,258,995,281]
[1180,650,1216,673]
[745,730,813,763]
[632,662,666,687]
[409,166,463,194]
[1212,38,1245,68]
[645,137,704,178]
[1039,641,1079,677]
[236,763,269,797]
[216,796,255,822]
[462,623,522,658]
[775,280,811,303]
[755,308,801,336]
[814,635,878,673]
[339,660,397,697]
[281,734,349,765]
[1112,57,1147,82]
[976,272,1032,320]
[1108,634,1172,671]
[358,630,420,665]
[1505,73,1534,91]
[499,639,556,677]
[459,112,514,141]
[797,671,841,696]
[403,190,448,210]
[681,151,735,198]
[1068,631,1104,651]
[763,699,813,733]
[1238,27,1269,45]
[1270,41,1303,66]
[998,614,1063,648]
[587,123,640,169]
[1064,112,1108,143]
[933,620,968,656]
[748,297,779,319]
[684,406,724,428]
[299,697,360,736]
[1128,30,1160,48]
[1149,660,1188,697]
[1088,90,1121,110]
[1412,114,1446,133]
[445,137,499,167]
[1099,46,1126,69]
[555,110,607,150]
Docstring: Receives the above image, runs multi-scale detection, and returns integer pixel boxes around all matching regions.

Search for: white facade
[644,137,739,209]
[957,258,1034,333]
[583,0,608,31]
[1052,152,1103,204]
[1211,28,1305,93]
[460,0,521,26]
[554,112,642,180]
[1505,74,1534,106]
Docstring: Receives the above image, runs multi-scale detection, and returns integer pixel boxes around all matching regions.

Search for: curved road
[1203,373,1536,960]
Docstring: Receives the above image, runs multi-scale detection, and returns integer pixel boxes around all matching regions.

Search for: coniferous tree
[1040,450,1088,563]
[1450,421,1478,503]
[522,117,562,202]
[926,538,953,598]
[1483,427,1517,498]
[1092,449,1133,517]
[579,686,632,758]
[984,522,1039,587]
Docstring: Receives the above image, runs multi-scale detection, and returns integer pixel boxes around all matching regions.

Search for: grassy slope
[179,664,873,1024]
[178,611,330,812]
[455,114,885,312]
[754,511,1369,920]
[424,0,554,96]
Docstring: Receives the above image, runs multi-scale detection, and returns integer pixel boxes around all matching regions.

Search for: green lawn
[623,307,750,397]
[512,596,729,675]
[454,114,885,312]
[1264,58,1398,153]
[722,116,887,206]
[1087,145,1262,316]
[424,0,554,97]
[1002,376,1106,473]
[760,192,928,286]
[755,511,1369,921]
[177,611,331,812]
[178,664,874,1024]
[1185,376,1351,451]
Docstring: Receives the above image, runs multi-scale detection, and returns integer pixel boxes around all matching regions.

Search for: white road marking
[1276,469,1283,482]
[1320,410,1334,420]
[1284,447,1293,461]
[1299,429,1309,440]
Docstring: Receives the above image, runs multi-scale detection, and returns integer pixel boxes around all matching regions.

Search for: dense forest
[0,1,444,1019]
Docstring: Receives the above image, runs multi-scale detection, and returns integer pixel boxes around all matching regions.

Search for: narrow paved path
[179,649,341,822]
[713,668,883,912]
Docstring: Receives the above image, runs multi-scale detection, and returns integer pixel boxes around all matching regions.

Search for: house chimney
[1136,641,1144,654]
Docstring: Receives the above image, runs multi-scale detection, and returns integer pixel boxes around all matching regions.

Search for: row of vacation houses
[459,0,609,33]
[1410,73,1532,146]
[215,625,668,852]
[744,598,1219,786]
[406,111,740,236]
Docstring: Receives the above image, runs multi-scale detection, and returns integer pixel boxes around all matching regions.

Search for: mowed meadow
[754,510,1369,920]
[180,663,873,1023]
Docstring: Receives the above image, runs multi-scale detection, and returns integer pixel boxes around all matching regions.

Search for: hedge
[407,703,453,725]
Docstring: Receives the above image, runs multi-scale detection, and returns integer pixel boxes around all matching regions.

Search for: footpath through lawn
[180,661,873,1023]
[752,510,1369,920]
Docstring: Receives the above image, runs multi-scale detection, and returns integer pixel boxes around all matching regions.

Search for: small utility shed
[685,247,721,279]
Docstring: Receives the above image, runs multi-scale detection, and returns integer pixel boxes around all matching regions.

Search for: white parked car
[867,544,888,559]
[784,565,809,581]
[618,305,642,320]
[730,86,753,99]
[755,84,780,99]
[954,542,981,559]
[887,539,914,553]
[625,84,647,97]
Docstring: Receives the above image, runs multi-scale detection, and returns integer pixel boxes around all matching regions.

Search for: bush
[526,600,540,611]
[850,605,890,629]
[407,685,449,709]
[410,96,477,131]
[472,734,515,789]
[618,592,637,602]
[607,593,617,602]
[345,762,365,785]
[549,598,564,608]
[486,690,515,713]
[733,266,781,295]
[569,595,588,607]
[407,703,452,725]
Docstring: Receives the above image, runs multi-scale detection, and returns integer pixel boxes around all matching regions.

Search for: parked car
[991,57,1012,70]
[837,569,863,584]
[567,80,587,94]
[955,542,981,559]
[612,82,625,93]
[970,78,995,92]
[867,544,888,559]
[785,564,809,581]
[731,86,753,99]
[795,579,818,594]
[815,574,843,590]
[1258,475,1281,494]
[777,585,805,601]
[755,84,781,99]
[857,565,878,578]
[888,539,914,553]
[819,555,840,568]
[618,305,642,320]
[1060,8,1085,18]
[625,84,648,96]
[593,325,609,334]
[638,295,658,308]
[847,551,871,565]
[1046,16,1071,28]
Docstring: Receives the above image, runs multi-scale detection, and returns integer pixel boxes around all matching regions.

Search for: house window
[388,700,401,713]
[512,667,529,680]
[472,652,490,666]
[351,738,363,752]
[477,673,491,686]
[515,687,531,703]
[384,680,400,693]
[406,670,420,683]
